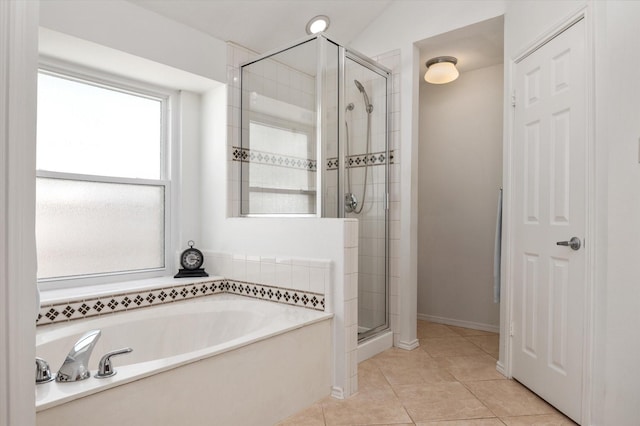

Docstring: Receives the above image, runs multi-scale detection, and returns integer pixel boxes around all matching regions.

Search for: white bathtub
[36,293,333,426]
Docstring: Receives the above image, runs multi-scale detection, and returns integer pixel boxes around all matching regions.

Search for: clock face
[181,248,203,270]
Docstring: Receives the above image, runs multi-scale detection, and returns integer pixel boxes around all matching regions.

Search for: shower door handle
[556,237,581,251]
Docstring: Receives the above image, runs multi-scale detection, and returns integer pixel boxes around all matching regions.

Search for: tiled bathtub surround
[37,278,325,326]
[206,252,332,296]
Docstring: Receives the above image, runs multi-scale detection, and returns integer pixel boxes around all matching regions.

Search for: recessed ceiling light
[306,15,330,35]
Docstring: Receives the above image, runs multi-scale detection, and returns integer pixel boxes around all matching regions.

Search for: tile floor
[278,320,577,426]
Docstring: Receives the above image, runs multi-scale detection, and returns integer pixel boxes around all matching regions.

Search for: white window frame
[36,59,178,290]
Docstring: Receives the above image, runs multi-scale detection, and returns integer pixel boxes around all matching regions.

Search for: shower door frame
[238,34,392,341]
[340,47,392,342]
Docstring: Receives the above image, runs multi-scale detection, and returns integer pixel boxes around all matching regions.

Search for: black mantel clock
[174,240,209,278]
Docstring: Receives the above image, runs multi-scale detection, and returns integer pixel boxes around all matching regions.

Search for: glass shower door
[344,54,389,340]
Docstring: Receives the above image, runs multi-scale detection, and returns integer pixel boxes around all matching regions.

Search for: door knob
[556,237,581,251]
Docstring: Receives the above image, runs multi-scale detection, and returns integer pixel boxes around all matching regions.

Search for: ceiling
[416,16,504,79]
[128,1,503,78]
[129,0,394,54]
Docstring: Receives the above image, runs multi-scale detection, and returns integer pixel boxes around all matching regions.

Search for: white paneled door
[511,18,586,424]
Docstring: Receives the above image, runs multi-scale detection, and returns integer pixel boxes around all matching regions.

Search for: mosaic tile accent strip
[326,150,394,171]
[37,279,325,326]
[232,146,317,171]
[225,279,325,310]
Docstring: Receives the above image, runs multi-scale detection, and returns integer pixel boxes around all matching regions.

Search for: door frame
[0,0,39,425]
[502,6,597,424]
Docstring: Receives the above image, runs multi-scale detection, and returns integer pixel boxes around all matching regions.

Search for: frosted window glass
[36,178,165,279]
[37,73,162,179]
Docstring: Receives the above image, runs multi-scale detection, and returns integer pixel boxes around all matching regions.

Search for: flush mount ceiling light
[306,15,330,34]
[424,56,459,84]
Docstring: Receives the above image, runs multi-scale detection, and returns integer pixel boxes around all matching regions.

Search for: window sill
[39,275,223,306]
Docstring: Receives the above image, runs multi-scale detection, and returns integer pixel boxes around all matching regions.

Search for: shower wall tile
[309,266,327,294]
[232,254,247,281]
[345,299,358,327]
[345,272,358,301]
[259,257,276,286]
[344,247,358,275]
[232,40,318,215]
[390,276,400,297]
[246,257,261,283]
[210,252,232,277]
[275,261,293,289]
[291,264,310,292]
[207,251,332,305]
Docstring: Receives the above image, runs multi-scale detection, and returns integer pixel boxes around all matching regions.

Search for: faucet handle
[95,347,133,379]
[36,357,54,384]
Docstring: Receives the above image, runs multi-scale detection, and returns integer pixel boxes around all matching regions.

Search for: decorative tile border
[326,150,394,171]
[232,146,317,171]
[37,279,325,326]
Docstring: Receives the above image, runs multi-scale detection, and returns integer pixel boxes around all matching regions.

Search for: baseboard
[330,386,344,400]
[396,338,420,351]
[496,360,507,377]
[417,313,500,334]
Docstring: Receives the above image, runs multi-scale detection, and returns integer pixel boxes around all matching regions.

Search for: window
[36,66,173,286]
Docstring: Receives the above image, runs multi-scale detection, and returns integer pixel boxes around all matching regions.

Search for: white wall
[38,0,224,278]
[39,0,226,83]
[597,2,640,424]
[178,91,202,257]
[418,63,503,330]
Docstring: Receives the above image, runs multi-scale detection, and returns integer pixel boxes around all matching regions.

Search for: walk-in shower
[239,34,391,342]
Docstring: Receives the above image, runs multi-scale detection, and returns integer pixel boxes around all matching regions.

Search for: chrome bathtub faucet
[35,357,54,384]
[95,347,133,378]
[56,329,101,382]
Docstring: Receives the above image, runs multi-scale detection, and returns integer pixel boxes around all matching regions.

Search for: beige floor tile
[416,419,505,426]
[382,363,457,386]
[322,393,412,426]
[276,402,325,426]
[359,359,392,390]
[486,350,500,360]
[500,413,577,425]
[417,321,460,338]
[435,354,506,382]
[421,337,487,358]
[284,322,573,426]
[372,346,437,365]
[467,335,500,356]
[373,348,451,386]
[465,380,555,417]
[394,382,494,422]
[447,326,497,337]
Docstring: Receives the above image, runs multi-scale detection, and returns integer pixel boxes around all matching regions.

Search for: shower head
[354,80,373,113]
